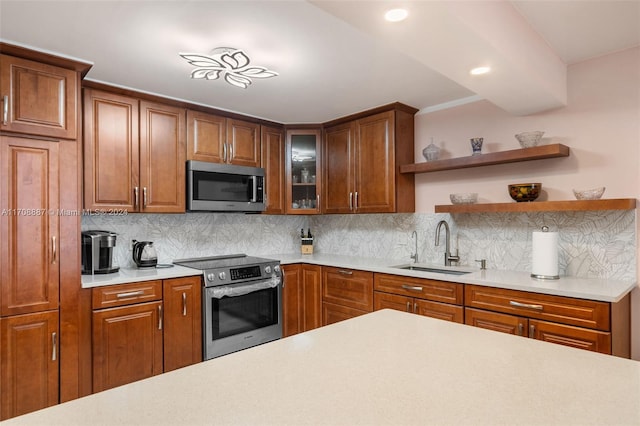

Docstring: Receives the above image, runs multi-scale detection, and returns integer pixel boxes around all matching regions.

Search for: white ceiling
[0,1,638,124]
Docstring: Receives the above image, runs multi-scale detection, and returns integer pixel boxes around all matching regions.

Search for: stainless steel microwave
[186,161,265,212]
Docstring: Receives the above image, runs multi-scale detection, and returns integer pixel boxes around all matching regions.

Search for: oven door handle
[209,277,281,299]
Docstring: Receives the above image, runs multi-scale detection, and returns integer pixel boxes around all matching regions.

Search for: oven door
[203,277,282,359]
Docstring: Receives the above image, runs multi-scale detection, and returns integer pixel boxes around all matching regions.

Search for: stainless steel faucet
[410,230,418,263]
[435,220,460,266]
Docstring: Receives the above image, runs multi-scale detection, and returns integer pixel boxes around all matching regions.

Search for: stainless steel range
[174,254,282,360]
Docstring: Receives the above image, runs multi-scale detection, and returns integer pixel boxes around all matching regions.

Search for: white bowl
[515,131,544,148]
[450,193,478,204]
[573,187,605,200]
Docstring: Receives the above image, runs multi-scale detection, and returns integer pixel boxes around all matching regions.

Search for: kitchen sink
[393,265,472,276]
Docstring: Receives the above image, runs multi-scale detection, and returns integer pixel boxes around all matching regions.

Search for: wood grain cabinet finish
[373,274,463,323]
[0,54,77,139]
[186,110,260,167]
[163,276,202,372]
[282,264,322,337]
[1,136,59,316]
[0,310,59,420]
[261,125,285,214]
[322,267,373,325]
[323,106,416,214]
[91,280,162,310]
[84,90,186,212]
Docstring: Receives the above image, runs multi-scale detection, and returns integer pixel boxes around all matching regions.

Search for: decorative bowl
[573,187,605,200]
[450,193,478,205]
[508,183,541,202]
[515,131,544,148]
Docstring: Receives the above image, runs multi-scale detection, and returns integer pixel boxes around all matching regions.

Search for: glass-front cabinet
[285,128,322,214]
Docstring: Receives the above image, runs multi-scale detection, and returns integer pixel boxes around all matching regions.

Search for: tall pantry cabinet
[0,44,91,420]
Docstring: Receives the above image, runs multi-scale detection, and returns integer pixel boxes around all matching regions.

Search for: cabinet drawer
[530,319,611,355]
[322,267,373,311]
[374,273,463,305]
[322,302,368,326]
[92,281,163,309]
[465,285,610,331]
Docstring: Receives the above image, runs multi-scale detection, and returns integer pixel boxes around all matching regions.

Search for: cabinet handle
[116,290,144,298]
[414,302,418,313]
[518,323,524,336]
[143,187,148,208]
[158,305,163,330]
[349,192,353,211]
[223,143,228,162]
[182,292,187,316]
[338,270,353,276]
[509,301,543,310]
[401,284,423,292]
[406,301,411,312]
[229,144,233,162]
[529,324,535,338]
[52,332,57,361]
[134,187,139,208]
[2,95,8,125]
[354,191,359,210]
[316,195,320,213]
[51,236,57,264]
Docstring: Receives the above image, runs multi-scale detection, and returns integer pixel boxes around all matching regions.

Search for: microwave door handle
[249,176,258,202]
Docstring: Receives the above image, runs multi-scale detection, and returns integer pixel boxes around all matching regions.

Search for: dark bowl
[508,183,541,202]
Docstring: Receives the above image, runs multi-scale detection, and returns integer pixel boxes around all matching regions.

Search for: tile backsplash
[82,210,636,281]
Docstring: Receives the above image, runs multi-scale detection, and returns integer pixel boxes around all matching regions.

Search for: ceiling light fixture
[179,47,278,89]
[470,66,491,75]
[384,8,408,22]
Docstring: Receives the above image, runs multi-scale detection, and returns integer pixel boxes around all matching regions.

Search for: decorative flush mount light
[470,66,491,75]
[385,8,408,22]
[179,47,278,89]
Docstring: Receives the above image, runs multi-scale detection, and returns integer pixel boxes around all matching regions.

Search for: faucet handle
[475,259,487,270]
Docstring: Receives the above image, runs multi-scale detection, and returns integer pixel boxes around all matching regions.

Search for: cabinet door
[285,129,322,214]
[226,118,260,167]
[301,264,322,332]
[374,291,413,313]
[323,122,355,214]
[322,267,373,312]
[465,308,528,337]
[282,264,322,337]
[139,101,186,213]
[282,264,301,337]
[529,319,611,354]
[92,301,163,392]
[355,111,395,213]
[261,125,285,214]
[0,54,77,139]
[415,299,464,323]
[186,110,225,163]
[163,277,202,371]
[1,311,59,420]
[322,302,368,326]
[83,89,139,211]
[1,136,59,316]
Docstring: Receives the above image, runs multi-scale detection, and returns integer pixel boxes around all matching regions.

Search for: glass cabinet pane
[286,129,321,214]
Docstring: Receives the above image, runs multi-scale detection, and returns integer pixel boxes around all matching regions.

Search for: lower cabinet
[0,311,59,420]
[282,264,322,337]
[91,277,202,392]
[322,267,373,325]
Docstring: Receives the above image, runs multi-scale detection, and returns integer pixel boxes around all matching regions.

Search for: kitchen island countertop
[4,309,639,425]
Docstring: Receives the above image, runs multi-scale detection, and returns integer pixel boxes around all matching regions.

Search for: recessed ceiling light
[385,8,408,22]
[470,66,491,75]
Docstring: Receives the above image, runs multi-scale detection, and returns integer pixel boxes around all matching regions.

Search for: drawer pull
[116,290,145,299]
[529,324,535,338]
[3,95,8,125]
[518,323,524,336]
[414,302,418,313]
[182,292,187,316]
[51,332,57,361]
[406,301,411,312]
[338,270,353,276]
[401,284,423,292]
[158,305,163,330]
[509,301,543,310]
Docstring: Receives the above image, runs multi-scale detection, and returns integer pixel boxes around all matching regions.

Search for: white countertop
[5,309,639,426]
[81,253,636,303]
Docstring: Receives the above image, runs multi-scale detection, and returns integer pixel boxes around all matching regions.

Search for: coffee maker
[81,230,120,274]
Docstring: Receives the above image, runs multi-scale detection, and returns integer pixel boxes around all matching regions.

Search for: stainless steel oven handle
[209,277,280,299]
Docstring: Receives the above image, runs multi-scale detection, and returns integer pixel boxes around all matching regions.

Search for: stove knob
[274,265,281,273]
[206,273,215,282]
[218,271,226,280]
[265,266,272,274]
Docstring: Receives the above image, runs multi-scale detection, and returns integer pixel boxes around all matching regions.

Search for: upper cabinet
[186,110,260,167]
[0,54,78,139]
[261,125,286,214]
[323,104,417,214]
[84,89,186,213]
[285,128,322,214]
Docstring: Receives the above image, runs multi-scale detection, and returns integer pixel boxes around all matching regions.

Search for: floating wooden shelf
[435,199,637,214]
[400,144,570,174]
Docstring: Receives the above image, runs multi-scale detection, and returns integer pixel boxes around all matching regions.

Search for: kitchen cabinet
[282,264,322,337]
[285,128,322,214]
[0,54,77,139]
[261,125,286,214]
[186,110,260,167]
[0,310,59,420]
[373,273,463,323]
[464,285,629,356]
[323,105,416,214]
[163,276,202,372]
[83,89,186,213]
[322,267,373,325]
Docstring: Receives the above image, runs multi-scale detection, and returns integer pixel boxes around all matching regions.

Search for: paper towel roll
[531,229,559,279]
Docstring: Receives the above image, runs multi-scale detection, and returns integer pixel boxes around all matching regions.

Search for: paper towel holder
[531,226,560,280]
